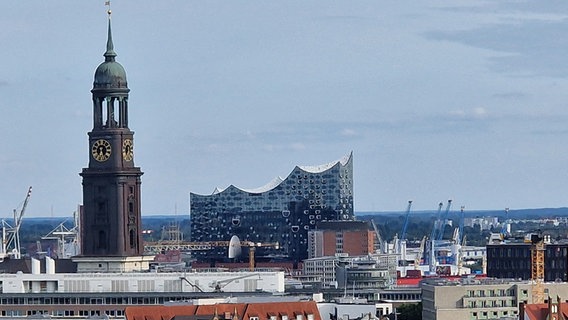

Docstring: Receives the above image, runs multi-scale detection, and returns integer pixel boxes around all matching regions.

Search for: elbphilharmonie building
[190,153,354,263]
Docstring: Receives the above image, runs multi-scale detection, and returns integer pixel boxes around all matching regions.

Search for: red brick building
[308,221,374,258]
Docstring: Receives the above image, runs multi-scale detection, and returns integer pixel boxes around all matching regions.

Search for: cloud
[473,107,488,118]
[448,107,489,120]
[290,142,306,151]
[492,92,527,100]
[425,8,568,78]
[340,128,358,137]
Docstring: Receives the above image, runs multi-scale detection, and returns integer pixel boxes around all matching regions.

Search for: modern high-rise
[190,153,354,264]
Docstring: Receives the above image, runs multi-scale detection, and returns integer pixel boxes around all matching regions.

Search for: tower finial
[103,1,117,61]
[105,1,112,17]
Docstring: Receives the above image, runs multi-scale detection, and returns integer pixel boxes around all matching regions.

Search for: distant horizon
[16,206,568,220]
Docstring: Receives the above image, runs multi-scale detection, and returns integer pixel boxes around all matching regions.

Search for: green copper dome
[93,18,128,89]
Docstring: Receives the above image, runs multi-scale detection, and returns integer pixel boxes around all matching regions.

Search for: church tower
[76,10,152,271]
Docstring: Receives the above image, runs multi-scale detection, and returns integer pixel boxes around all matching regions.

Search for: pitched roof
[243,301,320,320]
[125,305,199,320]
[125,301,322,320]
[524,302,568,319]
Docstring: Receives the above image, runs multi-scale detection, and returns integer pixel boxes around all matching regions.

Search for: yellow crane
[144,238,279,271]
[529,233,545,304]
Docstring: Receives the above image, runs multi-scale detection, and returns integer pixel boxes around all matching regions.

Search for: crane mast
[530,233,545,304]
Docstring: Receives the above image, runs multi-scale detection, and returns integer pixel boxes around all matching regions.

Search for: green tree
[396,302,422,320]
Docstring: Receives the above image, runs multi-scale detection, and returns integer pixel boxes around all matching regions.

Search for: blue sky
[2,1,568,217]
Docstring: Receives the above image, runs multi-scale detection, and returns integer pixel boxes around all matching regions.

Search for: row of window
[2,309,125,317]
[470,309,516,319]
[0,296,188,305]
[466,300,516,308]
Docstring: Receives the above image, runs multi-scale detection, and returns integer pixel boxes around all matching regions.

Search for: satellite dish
[228,235,242,259]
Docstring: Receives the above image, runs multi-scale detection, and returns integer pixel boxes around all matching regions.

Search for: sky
[1,1,568,218]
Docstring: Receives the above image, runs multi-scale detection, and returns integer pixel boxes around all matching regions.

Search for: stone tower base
[72,255,155,273]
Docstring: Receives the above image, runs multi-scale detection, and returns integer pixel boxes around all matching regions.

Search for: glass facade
[190,153,354,263]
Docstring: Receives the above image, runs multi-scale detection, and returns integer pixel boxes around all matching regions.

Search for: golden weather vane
[105,1,112,17]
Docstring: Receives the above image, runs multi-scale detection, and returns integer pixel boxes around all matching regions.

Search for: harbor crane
[457,206,465,246]
[500,208,509,239]
[436,200,453,241]
[397,200,413,256]
[370,219,386,254]
[428,200,452,273]
[41,216,79,258]
[426,202,443,268]
[2,186,32,259]
[429,202,444,244]
[415,236,426,270]
[400,200,413,242]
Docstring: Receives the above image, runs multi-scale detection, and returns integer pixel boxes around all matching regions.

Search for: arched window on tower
[129,228,136,249]
[93,97,104,128]
[119,97,128,128]
[98,230,107,250]
[105,97,117,128]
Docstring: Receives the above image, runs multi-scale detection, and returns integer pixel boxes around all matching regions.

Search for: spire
[104,8,117,61]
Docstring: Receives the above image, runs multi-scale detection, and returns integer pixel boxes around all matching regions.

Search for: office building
[422,277,568,320]
[486,242,568,281]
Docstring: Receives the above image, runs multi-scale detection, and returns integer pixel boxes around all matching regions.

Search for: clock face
[92,139,112,162]
[122,139,133,161]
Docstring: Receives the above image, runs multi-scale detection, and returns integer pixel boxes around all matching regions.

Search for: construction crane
[2,186,32,259]
[144,238,279,271]
[244,241,279,271]
[530,233,545,304]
